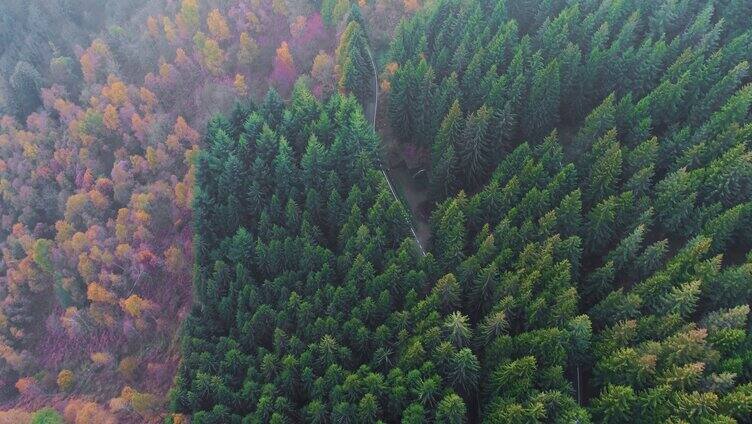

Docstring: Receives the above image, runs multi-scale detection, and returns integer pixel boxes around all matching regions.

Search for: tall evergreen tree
[337,21,374,103]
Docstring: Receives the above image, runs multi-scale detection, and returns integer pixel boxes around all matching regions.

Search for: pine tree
[389,58,438,147]
[9,61,42,120]
[430,100,464,198]
[522,59,560,143]
[337,21,373,103]
[435,393,466,424]
[458,105,493,188]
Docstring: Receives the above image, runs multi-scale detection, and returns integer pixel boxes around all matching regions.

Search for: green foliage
[337,20,374,103]
[174,89,456,421]
[389,0,752,201]
[9,61,42,120]
[385,0,752,421]
[389,58,440,148]
[30,408,63,424]
[176,0,752,422]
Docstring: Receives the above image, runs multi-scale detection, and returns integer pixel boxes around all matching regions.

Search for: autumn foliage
[0,0,426,421]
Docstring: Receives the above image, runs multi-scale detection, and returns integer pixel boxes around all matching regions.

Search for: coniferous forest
[1,0,752,422]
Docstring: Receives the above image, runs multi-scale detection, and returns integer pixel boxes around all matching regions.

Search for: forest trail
[364,45,429,256]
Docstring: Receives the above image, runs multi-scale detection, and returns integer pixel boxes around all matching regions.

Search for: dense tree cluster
[0,0,150,119]
[175,0,752,421]
[0,61,199,423]
[431,121,752,420]
[387,0,752,421]
[387,0,752,197]
[4,0,752,422]
[0,0,431,421]
[169,84,478,423]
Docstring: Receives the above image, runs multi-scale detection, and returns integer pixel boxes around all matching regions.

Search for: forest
[1,0,752,423]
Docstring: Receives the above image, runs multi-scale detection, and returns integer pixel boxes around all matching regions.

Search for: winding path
[363,46,427,256]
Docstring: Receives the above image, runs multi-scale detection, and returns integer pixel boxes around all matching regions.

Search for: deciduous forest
[1,0,752,423]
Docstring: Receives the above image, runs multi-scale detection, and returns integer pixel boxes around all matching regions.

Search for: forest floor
[374,110,433,249]
[386,163,433,248]
[364,46,432,253]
